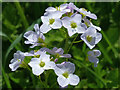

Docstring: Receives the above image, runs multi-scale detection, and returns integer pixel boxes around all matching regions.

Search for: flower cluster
[9,3,102,88]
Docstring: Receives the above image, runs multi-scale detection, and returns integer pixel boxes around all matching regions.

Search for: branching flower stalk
[9,2,102,88]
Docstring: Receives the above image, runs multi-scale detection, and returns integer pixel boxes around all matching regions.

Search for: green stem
[64,30,69,53]
[38,75,46,88]
[67,34,79,53]
[14,1,29,29]
[73,40,83,43]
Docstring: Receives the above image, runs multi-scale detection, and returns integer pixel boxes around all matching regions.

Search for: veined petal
[76,26,86,34]
[62,17,71,29]
[32,65,44,76]
[24,31,38,42]
[45,7,56,12]
[30,43,41,48]
[60,54,71,58]
[57,75,69,87]
[60,3,68,10]
[40,24,51,33]
[34,24,40,34]
[67,28,77,37]
[93,50,101,57]
[95,32,102,44]
[9,61,21,71]
[41,16,49,25]
[44,61,56,70]
[39,52,50,62]
[68,74,80,85]
[50,19,62,29]
[71,14,82,24]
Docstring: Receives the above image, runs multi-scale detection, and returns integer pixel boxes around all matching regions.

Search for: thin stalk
[67,34,79,53]
[73,40,83,43]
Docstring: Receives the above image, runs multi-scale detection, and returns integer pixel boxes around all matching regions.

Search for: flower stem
[67,34,79,53]
[73,40,83,43]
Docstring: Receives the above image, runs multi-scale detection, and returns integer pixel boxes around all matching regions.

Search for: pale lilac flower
[9,51,25,71]
[88,50,101,67]
[79,8,97,20]
[40,47,71,58]
[40,12,62,34]
[83,17,101,31]
[66,2,79,13]
[62,14,86,36]
[54,62,80,87]
[24,24,45,48]
[81,26,102,49]
[28,51,56,76]
[45,3,70,15]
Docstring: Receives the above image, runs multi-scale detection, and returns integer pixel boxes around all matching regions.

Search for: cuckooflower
[40,47,71,58]
[66,2,79,13]
[28,51,55,76]
[83,17,101,31]
[45,3,70,15]
[24,24,45,48]
[54,62,80,87]
[62,14,86,36]
[40,12,62,34]
[88,50,101,67]
[81,26,102,49]
[78,8,97,20]
[9,51,25,71]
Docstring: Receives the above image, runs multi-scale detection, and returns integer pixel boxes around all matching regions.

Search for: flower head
[24,24,45,48]
[28,51,55,76]
[40,12,62,33]
[40,47,71,59]
[54,62,80,87]
[9,51,25,71]
[88,50,101,67]
[81,26,102,49]
[45,3,70,15]
[62,14,85,36]
[79,8,97,20]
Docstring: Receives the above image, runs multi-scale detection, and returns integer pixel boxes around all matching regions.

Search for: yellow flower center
[62,71,69,78]
[49,18,55,25]
[70,21,77,28]
[37,37,44,43]
[17,59,21,62]
[39,61,45,67]
[34,55,40,58]
[86,35,92,42]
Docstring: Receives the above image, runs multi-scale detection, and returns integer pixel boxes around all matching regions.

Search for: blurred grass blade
[2,67,12,88]
[98,43,112,64]
[71,59,106,87]
[101,30,118,58]
[4,34,23,67]
[0,31,8,38]
[14,1,29,29]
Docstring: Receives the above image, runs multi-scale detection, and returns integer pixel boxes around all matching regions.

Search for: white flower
[24,24,45,48]
[79,8,97,20]
[62,14,86,36]
[88,50,101,67]
[81,26,102,49]
[28,51,55,76]
[9,51,25,71]
[45,3,70,15]
[40,12,62,34]
[54,62,80,87]
[83,17,101,31]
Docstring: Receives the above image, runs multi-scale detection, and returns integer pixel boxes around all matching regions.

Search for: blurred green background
[1,2,120,88]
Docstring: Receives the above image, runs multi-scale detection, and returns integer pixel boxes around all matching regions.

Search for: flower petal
[40,24,51,33]
[45,7,56,12]
[50,19,62,29]
[44,61,56,70]
[57,75,69,87]
[62,17,71,29]
[32,65,44,76]
[41,16,49,25]
[95,32,102,44]
[68,74,80,86]
[67,28,77,37]
[60,54,71,58]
